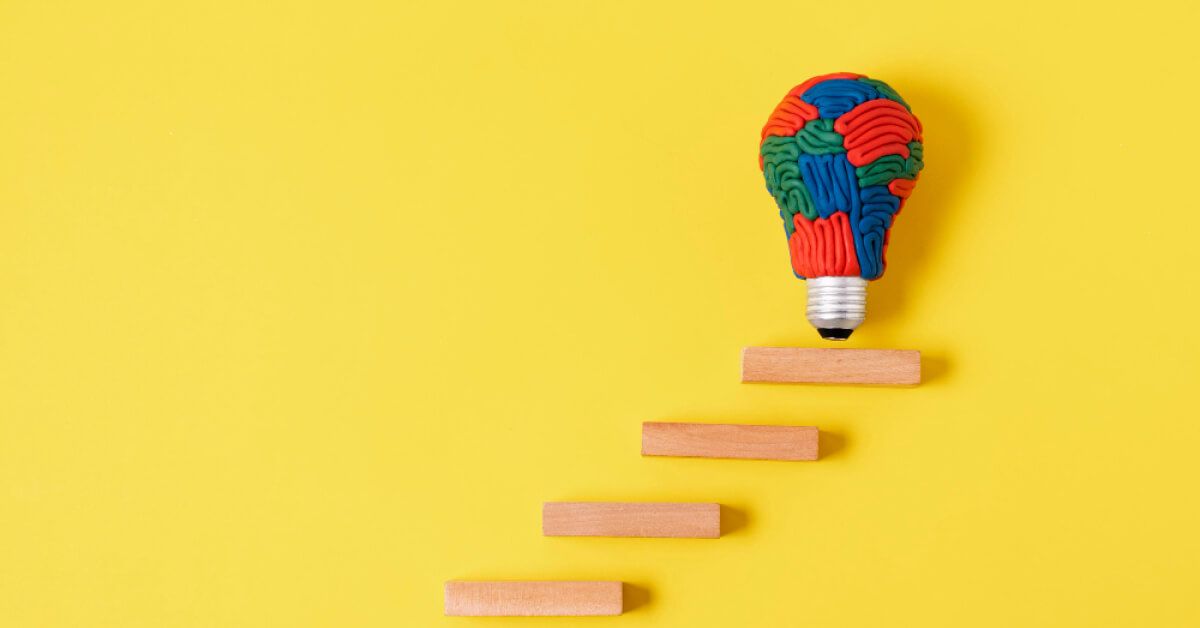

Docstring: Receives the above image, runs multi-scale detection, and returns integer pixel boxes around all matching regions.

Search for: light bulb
[759,72,923,340]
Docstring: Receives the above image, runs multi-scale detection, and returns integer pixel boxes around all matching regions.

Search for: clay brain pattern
[759,73,923,281]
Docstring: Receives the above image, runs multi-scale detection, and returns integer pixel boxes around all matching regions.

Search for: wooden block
[642,421,818,461]
[543,502,720,538]
[741,347,920,385]
[444,580,622,616]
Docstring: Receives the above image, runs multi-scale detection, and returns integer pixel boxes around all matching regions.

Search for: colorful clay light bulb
[759,72,923,340]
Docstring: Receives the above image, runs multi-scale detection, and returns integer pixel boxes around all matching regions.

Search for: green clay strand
[856,155,906,186]
[855,141,925,187]
[908,140,924,162]
[905,140,924,177]
[760,135,799,164]
[764,160,800,204]
[770,162,812,217]
[794,119,845,155]
[761,139,794,197]
[782,177,818,221]
[760,135,817,224]
[857,77,910,110]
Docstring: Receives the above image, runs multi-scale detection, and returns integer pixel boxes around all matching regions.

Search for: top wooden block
[742,347,921,385]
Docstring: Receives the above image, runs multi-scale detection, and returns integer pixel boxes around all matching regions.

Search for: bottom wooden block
[444,580,623,616]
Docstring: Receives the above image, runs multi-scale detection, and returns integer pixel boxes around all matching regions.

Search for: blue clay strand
[798,153,861,219]
[856,77,911,110]
[852,185,903,279]
[800,79,881,118]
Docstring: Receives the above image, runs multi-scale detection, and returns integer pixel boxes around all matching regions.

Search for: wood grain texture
[444,580,622,616]
[642,421,818,461]
[543,502,720,538]
[741,347,921,385]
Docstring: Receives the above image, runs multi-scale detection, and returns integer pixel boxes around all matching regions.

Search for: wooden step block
[543,502,720,538]
[742,347,920,385]
[642,421,818,461]
[444,580,622,616]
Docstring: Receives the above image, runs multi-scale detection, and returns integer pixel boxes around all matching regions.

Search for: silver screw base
[806,276,867,340]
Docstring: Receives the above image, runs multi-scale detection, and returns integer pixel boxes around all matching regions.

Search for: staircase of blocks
[443,346,921,617]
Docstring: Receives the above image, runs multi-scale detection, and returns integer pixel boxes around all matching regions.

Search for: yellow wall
[2,1,1198,625]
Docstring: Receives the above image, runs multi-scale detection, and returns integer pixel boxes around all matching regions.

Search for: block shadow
[920,352,949,384]
[818,430,847,460]
[622,583,651,613]
[720,504,748,536]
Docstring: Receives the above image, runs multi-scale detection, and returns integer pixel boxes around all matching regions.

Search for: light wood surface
[444,580,623,616]
[642,421,819,461]
[741,346,921,385]
[543,502,720,538]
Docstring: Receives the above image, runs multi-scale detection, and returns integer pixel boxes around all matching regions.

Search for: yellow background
[2,1,1199,626]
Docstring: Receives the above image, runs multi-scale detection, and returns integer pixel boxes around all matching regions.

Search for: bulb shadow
[862,72,983,328]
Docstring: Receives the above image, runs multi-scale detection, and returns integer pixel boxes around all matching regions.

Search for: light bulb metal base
[806,276,867,341]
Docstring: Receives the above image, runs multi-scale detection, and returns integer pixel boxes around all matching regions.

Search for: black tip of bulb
[817,328,853,341]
